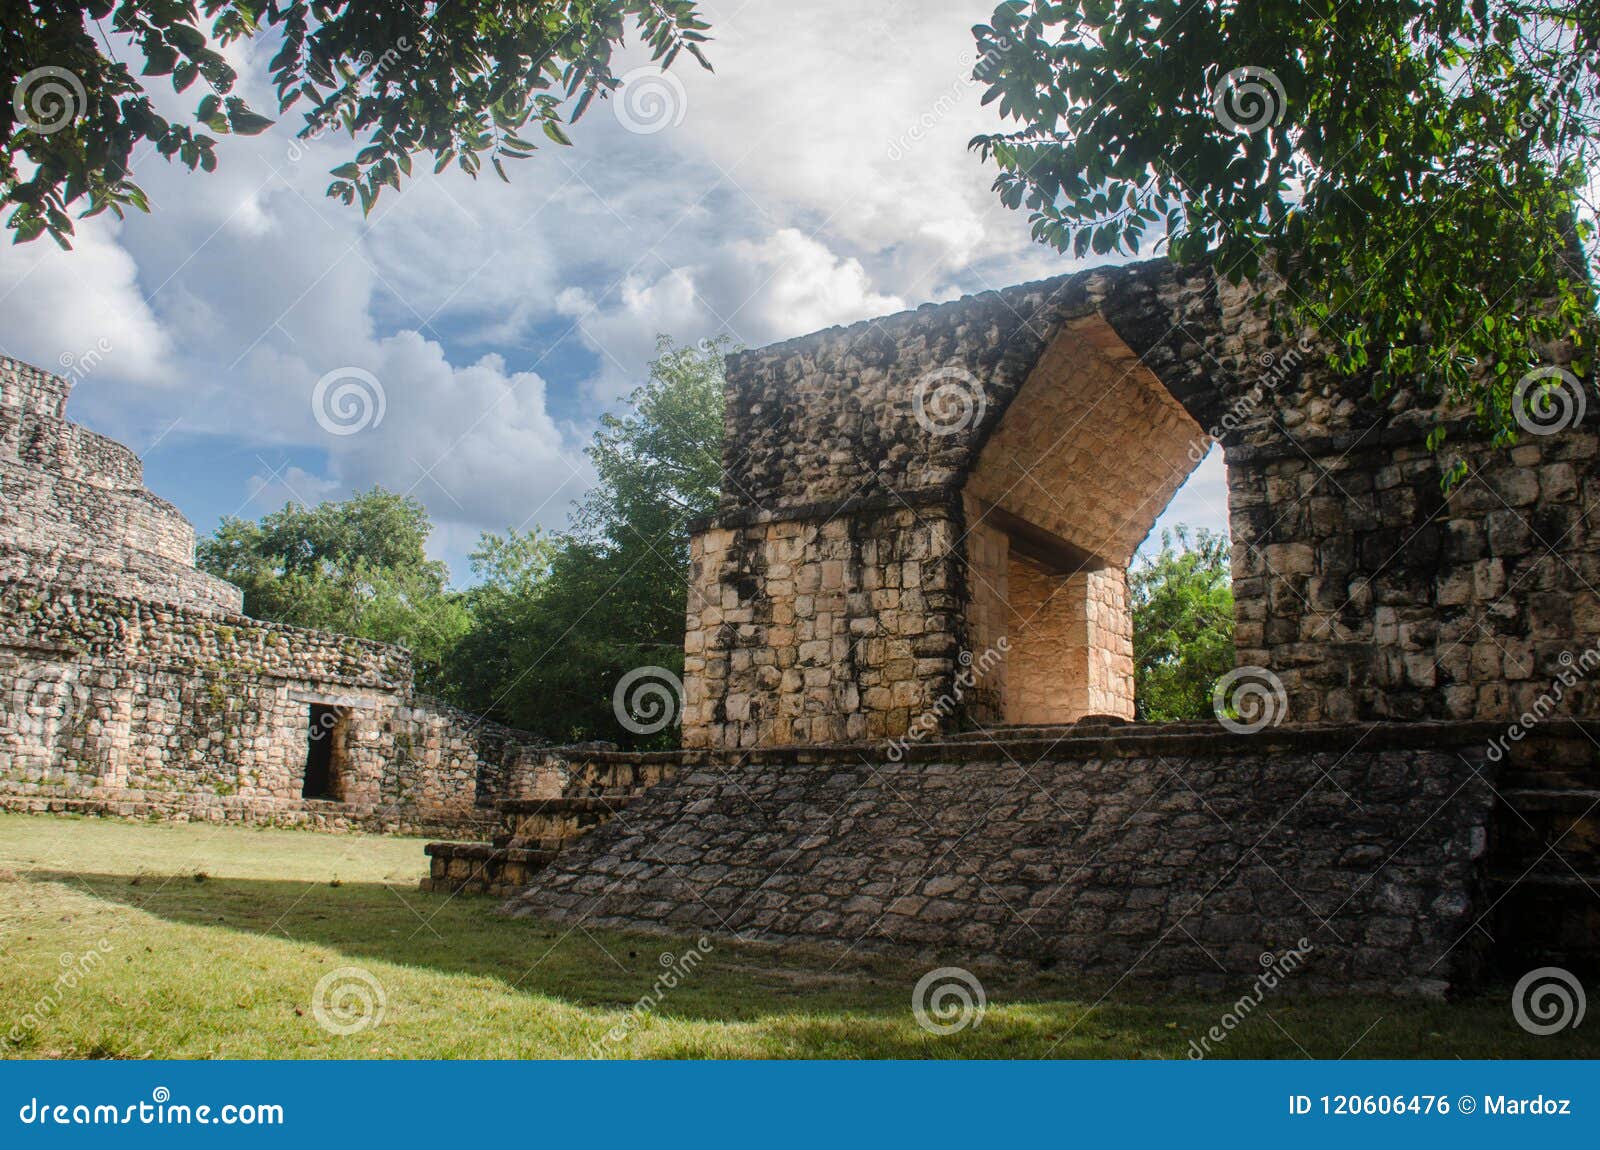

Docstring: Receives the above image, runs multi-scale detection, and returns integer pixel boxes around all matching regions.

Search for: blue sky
[0,0,1229,583]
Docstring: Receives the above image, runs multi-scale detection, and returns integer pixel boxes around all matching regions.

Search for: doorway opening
[301,704,349,800]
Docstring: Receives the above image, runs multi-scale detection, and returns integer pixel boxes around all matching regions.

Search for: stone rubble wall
[505,723,1505,996]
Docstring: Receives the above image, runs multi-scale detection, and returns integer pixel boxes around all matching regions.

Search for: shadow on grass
[20,868,1596,1060]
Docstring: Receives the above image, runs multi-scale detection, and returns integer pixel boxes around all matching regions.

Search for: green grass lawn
[0,812,1591,1060]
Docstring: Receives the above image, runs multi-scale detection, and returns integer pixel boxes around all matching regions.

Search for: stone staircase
[1489,736,1600,976]
[421,754,676,898]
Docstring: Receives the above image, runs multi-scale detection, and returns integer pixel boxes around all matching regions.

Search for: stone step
[1491,787,1600,874]
[421,841,560,898]
[497,795,641,815]
[1490,873,1600,976]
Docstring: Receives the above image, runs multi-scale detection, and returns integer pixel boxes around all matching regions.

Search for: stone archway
[959,316,1211,725]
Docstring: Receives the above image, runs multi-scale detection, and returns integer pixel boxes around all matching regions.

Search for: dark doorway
[301,704,344,800]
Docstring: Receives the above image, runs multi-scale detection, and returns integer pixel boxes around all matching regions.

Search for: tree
[5,1,711,247]
[444,335,727,744]
[970,1,1597,465]
[197,487,469,690]
[1130,527,1235,722]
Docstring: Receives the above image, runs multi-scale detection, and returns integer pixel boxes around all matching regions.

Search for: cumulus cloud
[0,0,1229,570]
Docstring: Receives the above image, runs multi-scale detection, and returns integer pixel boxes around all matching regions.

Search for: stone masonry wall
[686,257,1599,744]
[507,722,1502,995]
[683,502,965,747]
[0,581,534,835]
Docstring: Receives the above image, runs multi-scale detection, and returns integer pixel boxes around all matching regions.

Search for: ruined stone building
[0,357,538,835]
[7,250,1597,995]
[495,258,1599,993]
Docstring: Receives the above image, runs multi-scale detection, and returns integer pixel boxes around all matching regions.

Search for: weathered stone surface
[505,723,1511,994]
[0,358,554,836]
[683,258,1599,747]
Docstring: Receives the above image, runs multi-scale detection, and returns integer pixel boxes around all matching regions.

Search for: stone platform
[499,720,1600,995]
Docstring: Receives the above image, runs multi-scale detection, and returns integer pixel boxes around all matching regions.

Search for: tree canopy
[441,334,728,744]
[971,0,1598,463]
[1129,527,1236,722]
[196,487,469,690]
[5,1,711,247]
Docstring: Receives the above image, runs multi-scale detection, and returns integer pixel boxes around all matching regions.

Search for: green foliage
[970,1,1598,459]
[197,488,469,691]
[5,1,712,246]
[1130,528,1235,723]
[444,334,728,745]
